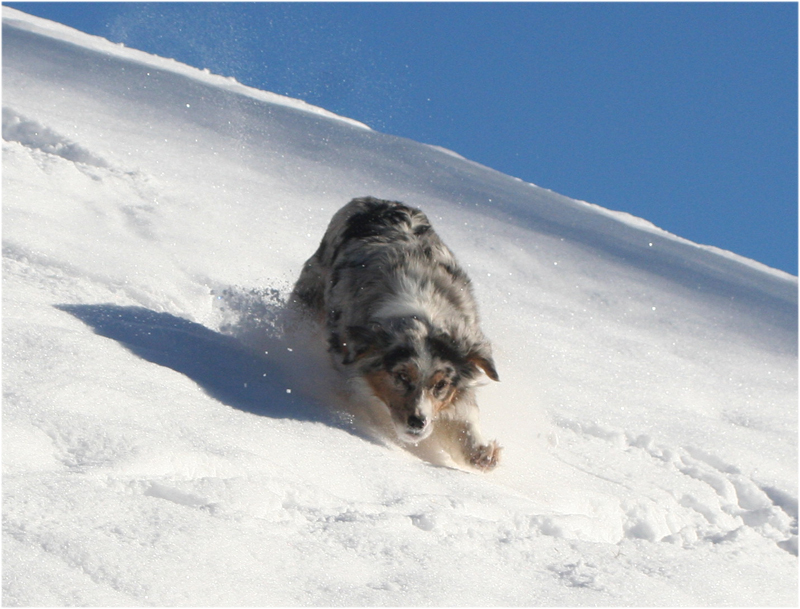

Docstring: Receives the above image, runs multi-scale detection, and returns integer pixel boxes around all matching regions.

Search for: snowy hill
[2,7,797,605]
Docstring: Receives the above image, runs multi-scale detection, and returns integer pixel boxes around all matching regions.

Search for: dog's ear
[467,344,499,382]
[428,330,499,381]
[345,322,389,363]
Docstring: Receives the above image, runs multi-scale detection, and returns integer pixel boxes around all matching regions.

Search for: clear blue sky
[7,2,798,274]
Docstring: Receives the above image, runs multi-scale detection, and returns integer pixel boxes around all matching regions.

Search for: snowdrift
[3,7,797,606]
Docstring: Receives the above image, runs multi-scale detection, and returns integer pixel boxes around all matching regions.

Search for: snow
[2,6,797,605]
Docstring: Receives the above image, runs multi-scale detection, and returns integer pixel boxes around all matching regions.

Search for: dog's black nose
[407,415,427,431]
[408,414,425,429]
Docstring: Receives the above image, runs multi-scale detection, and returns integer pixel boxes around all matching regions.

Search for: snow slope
[3,7,797,605]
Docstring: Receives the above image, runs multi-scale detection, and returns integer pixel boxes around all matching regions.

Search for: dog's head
[347,317,498,443]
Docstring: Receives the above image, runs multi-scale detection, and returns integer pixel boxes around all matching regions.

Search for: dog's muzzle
[407,414,426,431]
[400,414,432,442]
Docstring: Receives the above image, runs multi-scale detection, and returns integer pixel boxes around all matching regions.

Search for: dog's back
[293,197,479,331]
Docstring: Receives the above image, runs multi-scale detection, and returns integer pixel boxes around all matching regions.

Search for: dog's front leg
[441,395,502,471]
[459,417,502,471]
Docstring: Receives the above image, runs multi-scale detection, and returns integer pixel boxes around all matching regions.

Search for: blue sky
[6,2,798,274]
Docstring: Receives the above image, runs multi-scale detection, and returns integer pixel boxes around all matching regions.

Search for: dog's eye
[434,379,448,393]
[395,371,411,385]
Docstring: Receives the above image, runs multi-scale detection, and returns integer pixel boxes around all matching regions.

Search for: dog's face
[349,318,498,443]
[364,349,456,443]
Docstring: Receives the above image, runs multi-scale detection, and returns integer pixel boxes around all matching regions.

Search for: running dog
[291,197,501,471]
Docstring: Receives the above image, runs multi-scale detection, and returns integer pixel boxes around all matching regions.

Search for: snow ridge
[2,7,371,131]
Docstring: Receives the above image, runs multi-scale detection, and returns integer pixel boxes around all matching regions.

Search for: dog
[291,197,501,471]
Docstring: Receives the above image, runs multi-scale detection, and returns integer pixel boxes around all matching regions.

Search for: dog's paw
[469,440,502,472]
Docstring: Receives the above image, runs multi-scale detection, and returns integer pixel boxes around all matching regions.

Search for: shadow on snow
[55,303,349,431]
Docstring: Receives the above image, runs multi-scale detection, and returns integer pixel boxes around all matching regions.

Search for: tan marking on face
[393,361,420,385]
[363,369,397,407]
[433,388,456,414]
[427,370,457,415]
